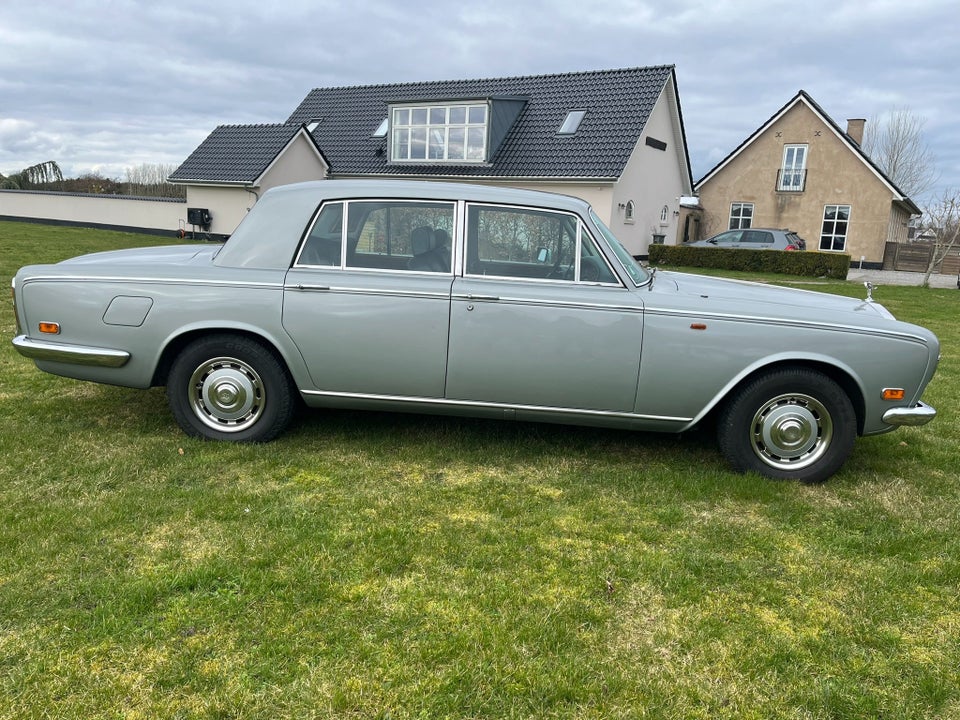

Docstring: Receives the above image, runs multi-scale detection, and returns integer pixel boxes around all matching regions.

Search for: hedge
[647,244,850,279]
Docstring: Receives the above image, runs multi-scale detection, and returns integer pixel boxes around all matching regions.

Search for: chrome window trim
[294,198,458,274]
[463,202,624,288]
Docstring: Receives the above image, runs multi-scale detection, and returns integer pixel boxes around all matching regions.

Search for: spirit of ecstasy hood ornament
[864,281,875,302]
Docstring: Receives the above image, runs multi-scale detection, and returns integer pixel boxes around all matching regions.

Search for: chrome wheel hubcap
[751,393,832,470]
[189,357,264,432]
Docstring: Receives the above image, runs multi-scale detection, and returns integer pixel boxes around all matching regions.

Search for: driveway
[846,268,958,289]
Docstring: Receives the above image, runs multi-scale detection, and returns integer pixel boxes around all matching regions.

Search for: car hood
[658,270,895,321]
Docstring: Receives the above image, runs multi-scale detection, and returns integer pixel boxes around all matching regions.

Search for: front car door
[445,203,644,413]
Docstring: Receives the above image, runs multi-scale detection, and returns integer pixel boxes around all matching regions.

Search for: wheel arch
[706,358,866,436]
[151,326,303,389]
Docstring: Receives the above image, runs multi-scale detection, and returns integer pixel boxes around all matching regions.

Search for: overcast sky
[2,0,958,203]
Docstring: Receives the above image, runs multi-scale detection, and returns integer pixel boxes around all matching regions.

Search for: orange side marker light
[882,388,906,401]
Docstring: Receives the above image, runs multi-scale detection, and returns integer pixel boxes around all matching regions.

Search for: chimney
[846,118,866,145]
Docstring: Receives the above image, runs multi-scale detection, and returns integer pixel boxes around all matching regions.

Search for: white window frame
[390,102,489,163]
[558,110,587,135]
[820,204,851,252]
[624,200,635,224]
[778,144,807,191]
[729,202,754,229]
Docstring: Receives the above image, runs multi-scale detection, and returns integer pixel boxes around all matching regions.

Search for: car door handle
[294,284,331,292]
[454,293,499,302]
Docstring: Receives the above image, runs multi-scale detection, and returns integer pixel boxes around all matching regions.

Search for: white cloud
[0,0,958,193]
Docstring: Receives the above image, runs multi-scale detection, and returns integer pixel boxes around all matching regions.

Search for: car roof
[266,179,592,214]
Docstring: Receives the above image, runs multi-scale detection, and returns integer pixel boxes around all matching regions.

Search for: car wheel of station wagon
[717,368,857,484]
[167,334,296,442]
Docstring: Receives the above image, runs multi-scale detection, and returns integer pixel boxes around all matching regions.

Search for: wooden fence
[883,242,960,275]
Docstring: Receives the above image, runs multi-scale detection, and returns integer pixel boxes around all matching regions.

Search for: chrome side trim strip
[451,293,642,313]
[287,286,451,300]
[882,401,937,427]
[12,335,130,368]
[300,388,691,423]
[19,275,282,291]
[644,307,932,344]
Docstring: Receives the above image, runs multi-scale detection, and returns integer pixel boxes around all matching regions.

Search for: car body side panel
[15,268,308,389]
[445,277,644,412]
[635,289,938,434]
[282,268,453,397]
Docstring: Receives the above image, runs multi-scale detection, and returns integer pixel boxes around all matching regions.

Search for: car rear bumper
[882,401,937,427]
[12,335,130,368]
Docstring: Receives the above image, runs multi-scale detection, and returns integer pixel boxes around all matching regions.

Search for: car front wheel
[717,368,857,484]
[167,334,296,442]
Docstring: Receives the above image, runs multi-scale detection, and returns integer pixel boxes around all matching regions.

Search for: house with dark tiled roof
[169,66,695,255]
[694,90,920,266]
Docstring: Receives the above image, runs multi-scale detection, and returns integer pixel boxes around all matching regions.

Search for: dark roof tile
[172,66,675,182]
[169,123,305,183]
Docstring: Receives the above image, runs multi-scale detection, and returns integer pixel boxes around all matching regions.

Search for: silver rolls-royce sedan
[12,180,938,483]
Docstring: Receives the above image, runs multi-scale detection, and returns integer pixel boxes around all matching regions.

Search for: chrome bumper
[12,335,130,368]
[882,401,937,427]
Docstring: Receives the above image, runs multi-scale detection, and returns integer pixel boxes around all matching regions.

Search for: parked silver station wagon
[12,180,939,483]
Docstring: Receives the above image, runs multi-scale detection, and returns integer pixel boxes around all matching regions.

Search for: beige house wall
[609,82,688,255]
[183,186,257,236]
[0,189,185,234]
[697,101,911,264]
[259,133,329,192]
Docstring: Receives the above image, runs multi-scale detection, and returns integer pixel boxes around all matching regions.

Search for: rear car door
[283,199,455,398]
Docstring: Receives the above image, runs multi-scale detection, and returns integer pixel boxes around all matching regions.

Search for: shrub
[647,245,850,279]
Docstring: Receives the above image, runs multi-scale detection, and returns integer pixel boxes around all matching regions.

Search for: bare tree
[860,107,939,200]
[123,162,185,198]
[920,188,960,287]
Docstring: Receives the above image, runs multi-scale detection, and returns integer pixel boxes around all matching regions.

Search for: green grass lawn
[2,220,959,718]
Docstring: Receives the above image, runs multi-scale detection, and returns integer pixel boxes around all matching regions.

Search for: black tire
[167,334,296,442]
[717,367,857,484]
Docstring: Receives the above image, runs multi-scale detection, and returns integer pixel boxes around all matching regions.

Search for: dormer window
[372,118,388,137]
[390,102,489,163]
[558,110,586,135]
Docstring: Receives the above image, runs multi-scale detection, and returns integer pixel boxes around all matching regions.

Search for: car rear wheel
[167,334,295,442]
[717,368,856,484]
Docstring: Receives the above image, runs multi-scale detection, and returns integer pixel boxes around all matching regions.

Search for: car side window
[347,201,455,273]
[715,230,742,245]
[465,204,617,284]
[578,229,618,284]
[296,202,345,267]
[742,230,773,244]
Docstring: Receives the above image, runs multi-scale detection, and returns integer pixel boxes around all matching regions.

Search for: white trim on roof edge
[253,126,329,186]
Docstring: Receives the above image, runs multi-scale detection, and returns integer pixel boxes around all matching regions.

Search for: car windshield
[589,209,649,285]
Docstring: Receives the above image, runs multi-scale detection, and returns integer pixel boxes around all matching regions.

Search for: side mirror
[536,247,553,264]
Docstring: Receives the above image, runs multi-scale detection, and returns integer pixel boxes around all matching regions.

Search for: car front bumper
[882,401,937,427]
